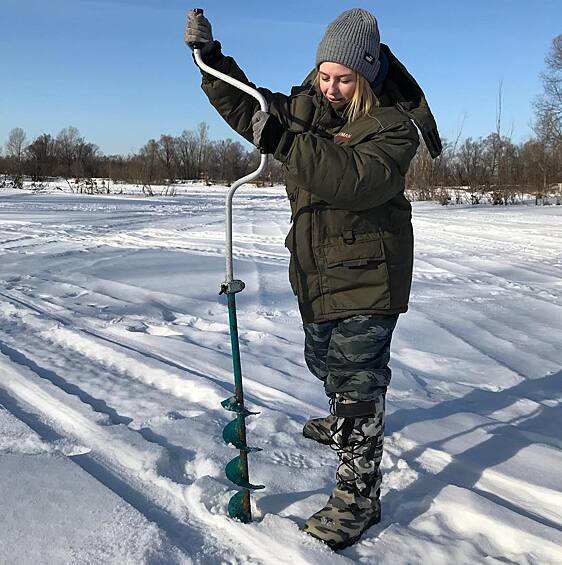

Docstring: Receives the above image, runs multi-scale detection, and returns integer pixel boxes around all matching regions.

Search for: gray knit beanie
[316,8,381,83]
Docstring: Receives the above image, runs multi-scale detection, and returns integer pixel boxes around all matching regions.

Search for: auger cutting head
[222,395,264,522]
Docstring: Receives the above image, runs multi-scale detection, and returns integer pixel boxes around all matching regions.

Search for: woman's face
[318,62,357,106]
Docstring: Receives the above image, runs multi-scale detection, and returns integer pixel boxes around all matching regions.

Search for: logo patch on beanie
[364,51,375,64]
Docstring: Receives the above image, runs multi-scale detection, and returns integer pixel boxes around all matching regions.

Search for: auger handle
[191,8,268,286]
[191,7,204,50]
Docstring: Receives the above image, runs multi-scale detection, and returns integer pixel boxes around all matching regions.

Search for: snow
[0,184,561,564]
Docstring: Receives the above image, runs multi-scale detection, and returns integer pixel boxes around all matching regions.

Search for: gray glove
[252,111,286,154]
[184,9,214,56]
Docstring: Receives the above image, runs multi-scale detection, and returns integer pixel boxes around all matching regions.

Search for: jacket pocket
[322,234,390,311]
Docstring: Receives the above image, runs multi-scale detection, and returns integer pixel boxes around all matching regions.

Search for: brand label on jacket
[334,132,352,143]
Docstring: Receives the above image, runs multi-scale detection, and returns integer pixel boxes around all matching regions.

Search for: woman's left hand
[251,111,285,154]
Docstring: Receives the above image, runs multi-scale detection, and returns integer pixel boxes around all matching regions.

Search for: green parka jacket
[198,43,442,323]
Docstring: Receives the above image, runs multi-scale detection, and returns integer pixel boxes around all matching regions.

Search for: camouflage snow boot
[303,396,385,551]
[302,413,337,445]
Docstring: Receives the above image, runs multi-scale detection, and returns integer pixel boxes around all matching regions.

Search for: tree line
[407,35,562,204]
[0,122,286,190]
[1,35,561,202]
[407,129,562,205]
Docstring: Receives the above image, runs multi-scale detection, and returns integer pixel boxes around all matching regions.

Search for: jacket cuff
[273,130,297,162]
[201,40,223,65]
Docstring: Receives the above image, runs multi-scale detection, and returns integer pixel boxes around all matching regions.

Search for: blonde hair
[314,70,376,124]
[344,72,376,123]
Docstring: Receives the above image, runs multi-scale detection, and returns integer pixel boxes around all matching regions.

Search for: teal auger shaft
[221,286,264,523]
[226,291,251,519]
[227,292,244,407]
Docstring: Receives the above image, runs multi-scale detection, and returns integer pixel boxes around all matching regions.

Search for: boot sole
[305,513,381,551]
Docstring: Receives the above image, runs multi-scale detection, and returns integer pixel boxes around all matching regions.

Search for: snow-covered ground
[0,184,561,564]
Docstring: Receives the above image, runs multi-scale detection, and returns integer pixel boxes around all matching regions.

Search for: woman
[185,8,441,550]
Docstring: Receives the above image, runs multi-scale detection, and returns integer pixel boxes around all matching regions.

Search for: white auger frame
[193,46,268,286]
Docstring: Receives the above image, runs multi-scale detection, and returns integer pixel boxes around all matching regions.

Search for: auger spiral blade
[223,419,262,452]
[227,491,252,523]
[221,396,259,417]
[225,456,265,491]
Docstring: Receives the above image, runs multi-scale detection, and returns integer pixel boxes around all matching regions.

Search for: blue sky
[1,0,560,155]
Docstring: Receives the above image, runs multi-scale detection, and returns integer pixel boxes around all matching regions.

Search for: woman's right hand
[184,9,214,55]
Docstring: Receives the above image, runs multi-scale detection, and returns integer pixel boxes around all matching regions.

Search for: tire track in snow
[0,291,234,490]
[0,328,204,474]
[0,360,227,563]
[412,306,535,380]
[414,212,562,278]
[0,287,318,423]
[0,304,214,486]
[90,229,289,265]
[0,353,344,565]
[384,430,562,536]
[414,212,562,259]
[415,255,562,308]
[0,295,226,410]
[0,340,133,426]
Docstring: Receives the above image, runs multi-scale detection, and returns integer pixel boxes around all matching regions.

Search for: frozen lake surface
[0,184,561,564]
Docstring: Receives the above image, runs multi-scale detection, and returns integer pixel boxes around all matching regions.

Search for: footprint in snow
[125,320,149,333]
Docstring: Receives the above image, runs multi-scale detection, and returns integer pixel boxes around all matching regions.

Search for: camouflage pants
[303,313,399,402]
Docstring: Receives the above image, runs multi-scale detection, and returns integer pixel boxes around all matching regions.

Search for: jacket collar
[301,44,442,158]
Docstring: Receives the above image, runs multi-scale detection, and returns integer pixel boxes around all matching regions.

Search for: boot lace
[328,399,375,498]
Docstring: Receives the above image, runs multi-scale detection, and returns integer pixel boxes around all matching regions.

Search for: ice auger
[193,9,266,523]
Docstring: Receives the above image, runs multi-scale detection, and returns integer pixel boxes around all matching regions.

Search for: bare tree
[156,134,178,183]
[26,133,56,181]
[535,35,562,140]
[406,140,447,202]
[176,129,198,180]
[6,128,27,162]
[531,35,562,202]
[5,128,28,184]
[454,138,485,203]
[77,142,101,179]
[196,122,210,181]
[139,138,160,192]
[55,126,84,178]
